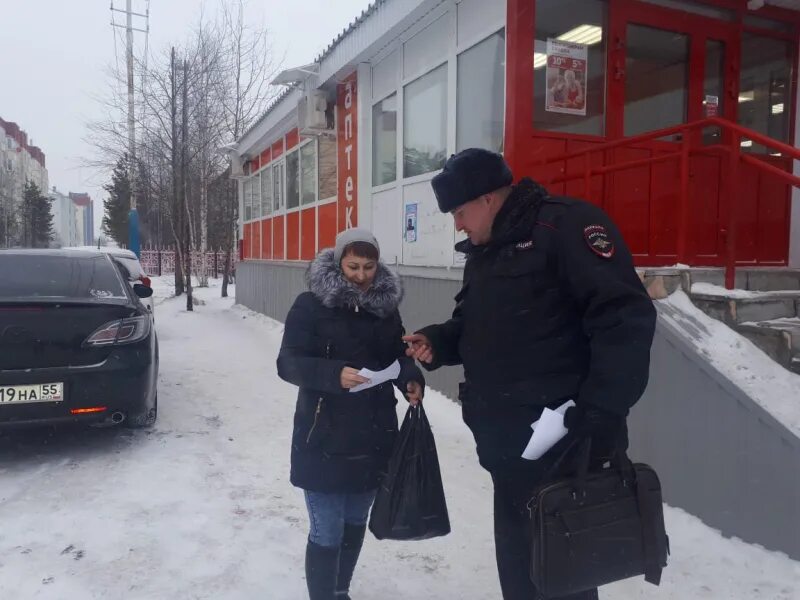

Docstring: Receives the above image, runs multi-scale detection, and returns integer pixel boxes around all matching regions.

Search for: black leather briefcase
[527,444,669,598]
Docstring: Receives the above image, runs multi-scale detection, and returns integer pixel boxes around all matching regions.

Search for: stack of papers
[521,400,575,460]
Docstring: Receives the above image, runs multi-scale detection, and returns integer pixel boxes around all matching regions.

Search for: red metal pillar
[503,0,534,177]
[724,131,740,290]
[676,132,691,264]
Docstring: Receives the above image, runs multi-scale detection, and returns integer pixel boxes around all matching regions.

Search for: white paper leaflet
[349,360,401,393]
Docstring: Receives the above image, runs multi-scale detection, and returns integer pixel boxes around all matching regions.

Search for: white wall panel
[402,179,453,266]
[372,187,402,265]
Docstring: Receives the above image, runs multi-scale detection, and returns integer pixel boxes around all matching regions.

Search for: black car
[0,249,158,428]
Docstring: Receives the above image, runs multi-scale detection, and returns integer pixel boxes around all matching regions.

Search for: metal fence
[139,248,237,278]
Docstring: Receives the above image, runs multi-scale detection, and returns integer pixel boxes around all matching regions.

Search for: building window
[403,15,449,81]
[457,30,505,153]
[743,15,794,34]
[243,178,252,221]
[624,25,689,139]
[738,33,793,153]
[372,94,398,186]
[318,136,337,200]
[533,0,607,136]
[273,162,284,212]
[286,151,300,209]
[261,167,272,216]
[638,0,734,21]
[301,141,317,205]
[403,64,448,178]
[251,173,261,219]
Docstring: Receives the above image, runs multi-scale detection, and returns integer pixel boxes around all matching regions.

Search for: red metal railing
[536,117,800,289]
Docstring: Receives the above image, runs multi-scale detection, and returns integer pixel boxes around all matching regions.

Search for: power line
[111,2,121,78]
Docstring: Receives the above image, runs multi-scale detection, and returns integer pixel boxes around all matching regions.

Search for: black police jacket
[277,249,425,493]
[418,179,657,472]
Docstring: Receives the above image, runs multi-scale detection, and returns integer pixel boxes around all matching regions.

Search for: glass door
[623,24,691,140]
[612,0,737,140]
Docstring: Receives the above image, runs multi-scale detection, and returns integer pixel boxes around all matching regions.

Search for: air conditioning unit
[298,89,333,136]
[229,152,244,178]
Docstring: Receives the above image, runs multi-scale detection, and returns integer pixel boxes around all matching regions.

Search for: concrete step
[640,268,800,301]
[689,283,800,326]
[737,318,800,374]
[683,268,800,292]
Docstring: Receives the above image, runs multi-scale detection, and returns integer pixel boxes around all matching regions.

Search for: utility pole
[126,0,138,257]
[111,0,149,257]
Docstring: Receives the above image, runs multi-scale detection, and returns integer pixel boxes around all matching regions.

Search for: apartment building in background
[0,116,48,200]
[48,187,81,248]
[69,192,94,246]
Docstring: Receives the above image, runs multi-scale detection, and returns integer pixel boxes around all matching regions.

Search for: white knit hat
[333,227,380,264]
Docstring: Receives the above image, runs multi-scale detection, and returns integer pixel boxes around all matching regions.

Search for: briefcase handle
[544,435,637,493]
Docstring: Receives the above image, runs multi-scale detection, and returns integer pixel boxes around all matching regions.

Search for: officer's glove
[563,404,625,463]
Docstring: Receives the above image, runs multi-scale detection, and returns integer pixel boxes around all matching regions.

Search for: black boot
[306,540,339,600]
[335,523,366,599]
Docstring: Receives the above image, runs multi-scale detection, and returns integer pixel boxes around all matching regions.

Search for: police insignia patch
[583,225,615,258]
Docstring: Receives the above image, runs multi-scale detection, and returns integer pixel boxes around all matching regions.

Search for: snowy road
[0,280,797,599]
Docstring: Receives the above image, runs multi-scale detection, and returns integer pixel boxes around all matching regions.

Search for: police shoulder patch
[583,224,615,258]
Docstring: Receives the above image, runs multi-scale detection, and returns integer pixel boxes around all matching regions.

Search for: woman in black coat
[277,228,425,600]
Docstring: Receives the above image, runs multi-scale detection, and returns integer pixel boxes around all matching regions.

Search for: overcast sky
[0,0,372,237]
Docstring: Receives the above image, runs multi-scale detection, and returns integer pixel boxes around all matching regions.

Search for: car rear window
[0,254,128,300]
[115,256,145,280]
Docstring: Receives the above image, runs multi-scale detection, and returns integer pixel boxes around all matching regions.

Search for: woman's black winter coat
[277,249,425,493]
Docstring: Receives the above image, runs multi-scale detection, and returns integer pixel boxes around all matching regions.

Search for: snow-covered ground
[0,279,797,599]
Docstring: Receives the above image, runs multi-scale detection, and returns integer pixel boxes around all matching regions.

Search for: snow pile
[660,291,800,437]
[0,280,796,599]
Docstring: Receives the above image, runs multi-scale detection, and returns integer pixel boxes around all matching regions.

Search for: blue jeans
[304,490,376,548]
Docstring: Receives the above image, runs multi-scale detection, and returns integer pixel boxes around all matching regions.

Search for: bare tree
[217,0,281,297]
[137,45,188,296]
[83,0,279,303]
[191,18,226,287]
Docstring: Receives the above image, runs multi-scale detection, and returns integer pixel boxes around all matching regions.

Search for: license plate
[0,383,64,404]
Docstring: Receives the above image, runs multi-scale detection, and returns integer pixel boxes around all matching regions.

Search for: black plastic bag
[369,405,451,540]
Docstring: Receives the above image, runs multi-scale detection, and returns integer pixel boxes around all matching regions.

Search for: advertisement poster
[545,39,588,116]
[405,203,417,243]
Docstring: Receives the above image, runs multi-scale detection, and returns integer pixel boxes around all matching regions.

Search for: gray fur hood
[306,249,403,318]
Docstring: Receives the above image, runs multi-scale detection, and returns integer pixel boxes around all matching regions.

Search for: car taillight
[83,316,151,347]
[140,276,152,288]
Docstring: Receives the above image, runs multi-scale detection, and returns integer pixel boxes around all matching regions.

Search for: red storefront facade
[235,0,800,272]
[505,0,800,268]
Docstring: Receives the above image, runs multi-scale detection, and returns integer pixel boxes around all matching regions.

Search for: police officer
[403,148,657,600]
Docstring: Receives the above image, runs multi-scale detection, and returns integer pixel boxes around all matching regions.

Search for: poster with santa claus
[545,39,588,116]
